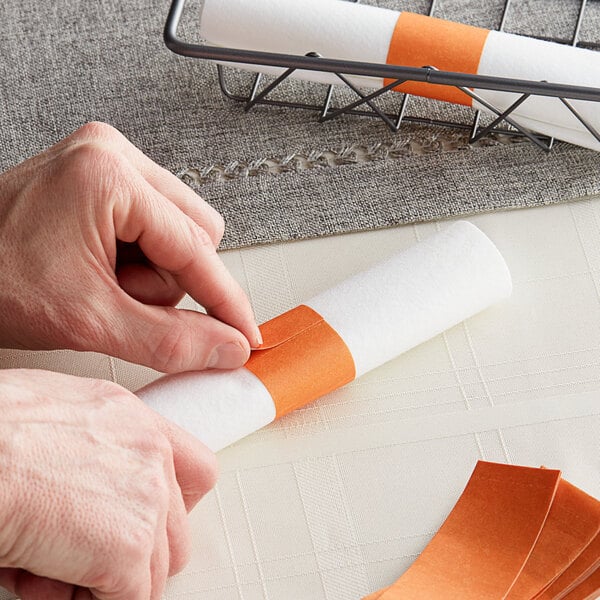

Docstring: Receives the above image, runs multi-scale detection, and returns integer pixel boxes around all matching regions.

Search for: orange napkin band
[385,12,489,105]
[245,305,356,419]
[364,462,600,600]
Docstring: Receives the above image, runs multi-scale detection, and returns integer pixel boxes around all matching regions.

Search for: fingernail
[254,327,263,348]
[207,342,248,369]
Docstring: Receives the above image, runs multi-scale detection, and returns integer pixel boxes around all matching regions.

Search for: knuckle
[150,318,193,373]
[126,423,172,462]
[89,568,129,596]
[164,223,212,274]
[124,521,156,554]
[141,467,171,508]
[72,121,121,143]
[80,379,151,431]
[89,378,135,408]
[85,376,121,397]
[205,285,239,315]
[50,141,133,220]
[54,140,125,193]
[189,222,216,254]
[113,464,170,541]
[148,431,173,461]
[134,425,173,462]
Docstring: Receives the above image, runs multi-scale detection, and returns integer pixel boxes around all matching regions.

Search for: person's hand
[0,369,218,600]
[0,122,261,372]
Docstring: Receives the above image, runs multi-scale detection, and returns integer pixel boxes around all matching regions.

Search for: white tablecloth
[1,198,599,600]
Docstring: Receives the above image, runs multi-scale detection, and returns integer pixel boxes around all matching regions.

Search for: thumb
[100,291,251,373]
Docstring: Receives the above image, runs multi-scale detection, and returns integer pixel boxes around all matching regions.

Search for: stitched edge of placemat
[190,141,600,250]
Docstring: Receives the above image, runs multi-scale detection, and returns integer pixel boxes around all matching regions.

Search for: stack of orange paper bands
[364,462,600,600]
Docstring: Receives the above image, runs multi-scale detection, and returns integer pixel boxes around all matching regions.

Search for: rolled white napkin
[138,222,512,452]
[198,0,600,151]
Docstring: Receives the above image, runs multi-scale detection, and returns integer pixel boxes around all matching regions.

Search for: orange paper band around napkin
[245,305,356,419]
[385,12,489,105]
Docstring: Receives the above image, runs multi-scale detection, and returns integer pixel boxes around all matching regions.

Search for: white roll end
[307,221,512,377]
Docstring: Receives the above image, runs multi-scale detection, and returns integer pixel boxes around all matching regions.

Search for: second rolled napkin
[138,221,512,451]
[198,0,600,150]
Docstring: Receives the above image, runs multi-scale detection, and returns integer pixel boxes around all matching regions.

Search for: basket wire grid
[164,0,600,151]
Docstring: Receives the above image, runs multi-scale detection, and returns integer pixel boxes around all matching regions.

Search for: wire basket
[164,0,600,151]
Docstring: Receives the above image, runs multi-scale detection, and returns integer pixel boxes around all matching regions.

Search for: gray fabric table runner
[1,0,599,249]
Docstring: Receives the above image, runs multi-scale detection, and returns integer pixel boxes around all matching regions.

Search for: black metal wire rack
[164,0,600,151]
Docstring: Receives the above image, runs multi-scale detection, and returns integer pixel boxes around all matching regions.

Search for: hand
[0,369,218,599]
[0,122,261,372]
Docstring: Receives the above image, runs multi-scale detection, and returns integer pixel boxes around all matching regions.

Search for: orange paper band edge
[385,12,490,106]
[245,305,356,419]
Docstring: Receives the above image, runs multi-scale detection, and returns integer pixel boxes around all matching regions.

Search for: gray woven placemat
[1,0,599,249]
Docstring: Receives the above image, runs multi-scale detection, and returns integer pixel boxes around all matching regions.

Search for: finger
[156,415,219,512]
[101,290,250,372]
[117,263,185,307]
[114,180,261,347]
